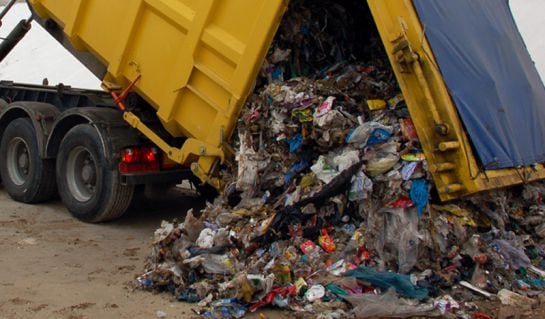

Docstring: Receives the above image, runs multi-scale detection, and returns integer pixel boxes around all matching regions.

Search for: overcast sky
[0,1,542,89]
[510,0,545,80]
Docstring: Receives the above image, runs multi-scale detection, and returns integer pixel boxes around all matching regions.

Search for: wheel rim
[66,146,97,202]
[6,137,31,186]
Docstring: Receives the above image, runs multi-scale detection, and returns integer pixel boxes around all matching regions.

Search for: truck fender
[0,101,60,158]
[45,107,139,169]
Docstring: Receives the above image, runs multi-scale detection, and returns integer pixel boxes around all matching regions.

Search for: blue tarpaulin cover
[412,0,545,169]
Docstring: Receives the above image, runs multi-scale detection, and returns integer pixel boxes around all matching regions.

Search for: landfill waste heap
[136,1,545,318]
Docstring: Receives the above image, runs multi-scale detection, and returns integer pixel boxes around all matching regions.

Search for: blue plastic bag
[344,267,428,300]
[410,179,428,218]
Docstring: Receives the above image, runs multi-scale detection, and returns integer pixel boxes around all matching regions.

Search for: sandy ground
[0,186,288,319]
[1,183,545,319]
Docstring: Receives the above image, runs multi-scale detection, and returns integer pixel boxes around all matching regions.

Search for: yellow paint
[30,0,287,187]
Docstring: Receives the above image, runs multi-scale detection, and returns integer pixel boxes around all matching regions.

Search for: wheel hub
[18,152,29,171]
[81,161,96,184]
[66,146,98,202]
[7,137,31,186]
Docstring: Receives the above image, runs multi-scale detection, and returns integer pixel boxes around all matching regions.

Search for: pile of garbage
[136,1,545,318]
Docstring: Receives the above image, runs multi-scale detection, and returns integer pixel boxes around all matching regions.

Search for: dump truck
[0,0,544,222]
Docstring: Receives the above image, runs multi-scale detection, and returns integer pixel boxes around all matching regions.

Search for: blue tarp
[413,0,545,169]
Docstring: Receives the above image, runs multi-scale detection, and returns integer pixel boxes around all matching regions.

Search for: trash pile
[136,1,545,318]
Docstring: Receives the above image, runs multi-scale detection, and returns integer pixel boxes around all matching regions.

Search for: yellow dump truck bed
[28,0,545,200]
[30,0,287,188]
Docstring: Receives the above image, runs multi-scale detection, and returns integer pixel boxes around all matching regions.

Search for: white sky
[510,0,545,82]
[0,1,542,89]
[0,4,101,89]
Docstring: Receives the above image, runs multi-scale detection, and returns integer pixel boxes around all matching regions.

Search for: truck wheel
[0,118,56,203]
[56,124,134,222]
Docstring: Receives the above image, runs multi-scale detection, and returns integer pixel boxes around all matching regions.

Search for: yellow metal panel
[29,0,79,30]
[368,0,545,200]
[29,0,287,186]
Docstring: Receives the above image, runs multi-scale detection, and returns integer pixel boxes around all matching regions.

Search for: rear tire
[0,118,56,203]
[56,124,134,222]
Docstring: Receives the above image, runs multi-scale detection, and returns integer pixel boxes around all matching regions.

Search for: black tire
[56,124,134,222]
[0,118,56,203]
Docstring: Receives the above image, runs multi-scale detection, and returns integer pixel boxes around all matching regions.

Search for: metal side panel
[367,0,545,200]
[29,0,288,186]
[29,0,286,139]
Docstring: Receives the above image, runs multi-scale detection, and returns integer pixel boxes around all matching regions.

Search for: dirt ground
[0,185,288,319]
[1,184,545,319]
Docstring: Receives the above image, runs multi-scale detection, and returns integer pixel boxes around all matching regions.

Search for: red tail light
[145,150,156,162]
[119,147,160,173]
[121,149,136,163]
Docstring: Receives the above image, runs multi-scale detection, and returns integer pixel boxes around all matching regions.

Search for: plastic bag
[365,142,399,177]
[311,150,360,184]
[204,255,237,274]
[305,284,326,302]
[348,171,373,202]
[270,47,291,63]
[196,228,216,249]
[346,121,393,147]
[365,155,398,176]
[401,162,418,181]
[284,160,310,185]
[409,179,429,218]
[201,298,247,319]
[313,97,347,129]
[490,239,531,269]
[378,208,420,274]
[344,266,428,300]
[287,134,303,153]
[311,156,338,184]
[334,149,361,172]
[344,289,439,318]
[153,221,178,244]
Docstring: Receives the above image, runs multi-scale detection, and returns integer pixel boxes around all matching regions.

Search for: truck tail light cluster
[119,147,160,173]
